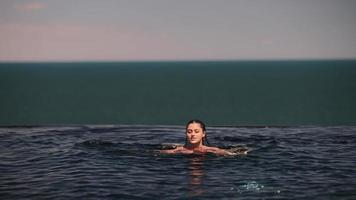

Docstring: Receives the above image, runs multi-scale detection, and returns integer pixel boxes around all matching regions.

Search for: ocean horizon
[1,59,355,126]
[1,60,356,199]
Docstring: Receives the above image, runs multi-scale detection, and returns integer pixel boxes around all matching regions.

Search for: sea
[1,60,356,199]
[0,125,355,199]
[1,60,356,126]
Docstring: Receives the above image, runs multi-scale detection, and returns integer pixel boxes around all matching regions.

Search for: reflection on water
[187,156,205,197]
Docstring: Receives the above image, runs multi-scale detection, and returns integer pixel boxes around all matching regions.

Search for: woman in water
[160,119,248,156]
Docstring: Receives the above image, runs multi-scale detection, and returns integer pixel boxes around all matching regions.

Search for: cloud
[0,23,186,61]
[14,2,47,12]
[1,22,355,61]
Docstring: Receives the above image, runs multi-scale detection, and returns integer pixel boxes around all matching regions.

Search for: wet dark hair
[185,119,210,146]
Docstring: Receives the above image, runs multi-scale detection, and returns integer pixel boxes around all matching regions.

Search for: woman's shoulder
[160,146,186,154]
[160,145,248,156]
[204,146,247,155]
[204,146,226,154]
[204,146,220,151]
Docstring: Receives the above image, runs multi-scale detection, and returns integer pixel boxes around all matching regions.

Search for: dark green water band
[1,60,355,126]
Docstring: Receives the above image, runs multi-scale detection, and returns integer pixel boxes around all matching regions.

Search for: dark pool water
[1,125,356,199]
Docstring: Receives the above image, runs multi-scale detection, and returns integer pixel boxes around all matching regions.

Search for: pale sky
[0,0,355,61]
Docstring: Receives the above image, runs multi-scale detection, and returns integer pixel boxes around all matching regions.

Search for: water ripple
[1,125,356,199]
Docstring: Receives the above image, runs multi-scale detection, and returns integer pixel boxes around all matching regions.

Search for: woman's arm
[159,146,184,154]
[206,147,247,156]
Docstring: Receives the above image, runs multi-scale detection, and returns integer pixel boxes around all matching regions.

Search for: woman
[160,119,247,156]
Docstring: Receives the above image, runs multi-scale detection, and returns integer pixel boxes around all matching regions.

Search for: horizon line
[1,58,356,64]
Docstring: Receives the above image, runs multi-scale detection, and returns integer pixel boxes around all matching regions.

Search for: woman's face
[186,123,206,145]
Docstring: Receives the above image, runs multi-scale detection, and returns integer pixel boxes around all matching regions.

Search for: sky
[0,0,355,62]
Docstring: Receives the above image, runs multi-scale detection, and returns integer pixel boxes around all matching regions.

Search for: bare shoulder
[160,146,185,154]
[204,146,229,155]
[204,146,222,152]
[205,146,247,156]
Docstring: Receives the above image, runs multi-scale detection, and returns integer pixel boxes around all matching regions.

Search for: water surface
[1,125,355,199]
[1,60,356,126]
